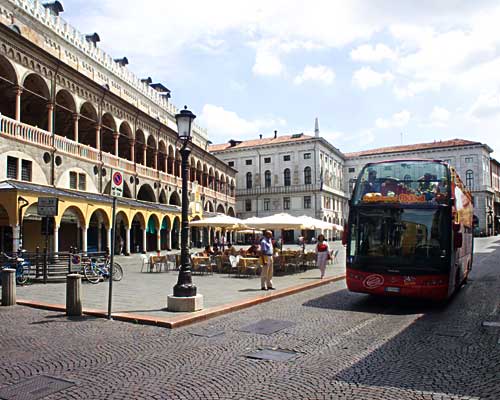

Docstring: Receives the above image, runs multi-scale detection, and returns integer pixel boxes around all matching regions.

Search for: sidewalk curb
[16,274,346,329]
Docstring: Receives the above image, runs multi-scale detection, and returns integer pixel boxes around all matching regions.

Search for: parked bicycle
[1,250,33,285]
[81,255,123,284]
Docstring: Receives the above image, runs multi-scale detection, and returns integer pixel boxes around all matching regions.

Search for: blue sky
[62,0,500,155]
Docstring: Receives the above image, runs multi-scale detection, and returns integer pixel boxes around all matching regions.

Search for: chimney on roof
[259,134,262,139]
[85,32,100,47]
[141,77,152,85]
[315,117,320,138]
[114,57,129,67]
[42,1,64,16]
[274,130,278,139]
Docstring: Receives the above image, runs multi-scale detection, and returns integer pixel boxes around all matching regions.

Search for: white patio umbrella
[297,215,335,230]
[189,214,247,229]
[243,213,308,230]
[334,224,344,231]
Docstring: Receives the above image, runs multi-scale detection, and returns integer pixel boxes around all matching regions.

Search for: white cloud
[199,104,286,141]
[468,92,500,119]
[429,106,450,126]
[294,65,335,85]
[352,67,393,90]
[393,81,441,99]
[350,43,397,62]
[252,48,284,76]
[375,110,411,129]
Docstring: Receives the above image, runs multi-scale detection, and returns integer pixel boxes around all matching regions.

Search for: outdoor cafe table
[238,257,260,267]
[149,255,167,272]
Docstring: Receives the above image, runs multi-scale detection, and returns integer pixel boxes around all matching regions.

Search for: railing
[236,183,321,196]
[0,114,235,201]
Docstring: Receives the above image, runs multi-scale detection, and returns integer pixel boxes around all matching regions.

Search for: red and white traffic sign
[111,170,124,197]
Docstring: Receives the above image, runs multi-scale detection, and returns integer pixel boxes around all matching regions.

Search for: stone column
[142,228,147,252]
[113,132,120,156]
[107,227,112,253]
[164,156,168,173]
[166,230,171,250]
[73,113,80,143]
[14,86,22,121]
[95,125,101,150]
[129,139,135,163]
[153,150,158,170]
[142,145,147,166]
[53,225,59,253]
[47,103,54,133]
[82,226,88,253]
[125,227,131,254]
[11,225,20,253]
[156,232,161,252]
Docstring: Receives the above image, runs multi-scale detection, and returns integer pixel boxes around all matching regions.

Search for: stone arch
[171,216,180,249]
[146,134,157,168]
[114,210,129,254]
[58,205,86,252]
[167,144,175,175]
[137,184,156,203]
[216,204,225,214]
[204,200,214,212]
[130,212,146,253]
[87,208,110,252]
[20,73,50,130]
[202,164,208,187]
[118,121,133,161]
[160,215,171,250]
[209,167,215,189]
[227,207,235,217]
[79,102,98,148]
[101,112,117,154]
[158,140,167,172]
[55,89,76,140]
[0,55,18,119]
[0,203,13,252]
[159,189,167,204]
[135,129,146,165]
[169,191,181,206]
[146,214,160,251]
[104,180,132,198]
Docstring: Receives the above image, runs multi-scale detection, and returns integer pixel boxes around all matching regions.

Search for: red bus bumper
[346,268,449,301]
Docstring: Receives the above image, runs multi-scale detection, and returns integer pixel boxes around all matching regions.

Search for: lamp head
[175,106,196,142]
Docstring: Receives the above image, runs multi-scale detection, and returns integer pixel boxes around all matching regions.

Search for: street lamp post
[168,106,203,311]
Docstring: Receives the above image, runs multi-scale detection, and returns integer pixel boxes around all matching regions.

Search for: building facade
[344,139,495,235]
[210,127,348,243]
[0,0,236,254]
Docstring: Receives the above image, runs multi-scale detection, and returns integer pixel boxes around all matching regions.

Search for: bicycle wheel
[20,263,33,285]
[16,265,28,285]
[83,264,101,284]
[111,262,123,281]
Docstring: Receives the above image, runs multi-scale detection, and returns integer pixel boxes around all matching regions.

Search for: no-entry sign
[111,170,123,197]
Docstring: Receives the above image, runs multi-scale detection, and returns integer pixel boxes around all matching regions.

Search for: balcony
[236,183,321,196]
[0,114,234,202]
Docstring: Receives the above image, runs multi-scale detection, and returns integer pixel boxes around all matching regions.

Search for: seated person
[224,243,238,256]
[246,243,260,256]
[364,169,381,194]
[201,245,214,257]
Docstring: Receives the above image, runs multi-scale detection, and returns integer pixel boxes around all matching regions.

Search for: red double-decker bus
[344,159,473,301]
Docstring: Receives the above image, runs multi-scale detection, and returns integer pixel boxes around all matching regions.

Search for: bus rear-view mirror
[341,225,348,246]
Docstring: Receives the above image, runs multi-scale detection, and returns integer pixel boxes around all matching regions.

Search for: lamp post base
[167,294,204,312]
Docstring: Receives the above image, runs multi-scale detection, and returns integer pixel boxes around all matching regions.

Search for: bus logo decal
[363,274,384,289]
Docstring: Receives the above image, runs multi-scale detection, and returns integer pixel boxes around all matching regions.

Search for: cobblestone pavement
[0,238,499,399]
[13,243,346,317]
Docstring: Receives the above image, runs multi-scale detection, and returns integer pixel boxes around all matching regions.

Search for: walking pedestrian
[315,234,329,279]
[260,230,275,290]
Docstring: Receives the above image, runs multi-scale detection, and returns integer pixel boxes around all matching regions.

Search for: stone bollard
[66,274,82,317]
[1,268,16,306]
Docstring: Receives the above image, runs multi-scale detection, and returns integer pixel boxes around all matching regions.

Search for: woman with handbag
[315,234,330,279]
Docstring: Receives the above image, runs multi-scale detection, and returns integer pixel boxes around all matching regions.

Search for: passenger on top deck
[364,169,381,195]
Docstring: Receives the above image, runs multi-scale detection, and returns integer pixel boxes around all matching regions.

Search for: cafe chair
[140,253,151,272]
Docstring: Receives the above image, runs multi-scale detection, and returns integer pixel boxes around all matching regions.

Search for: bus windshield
[348,207,451,272]
[352,161,450,205]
